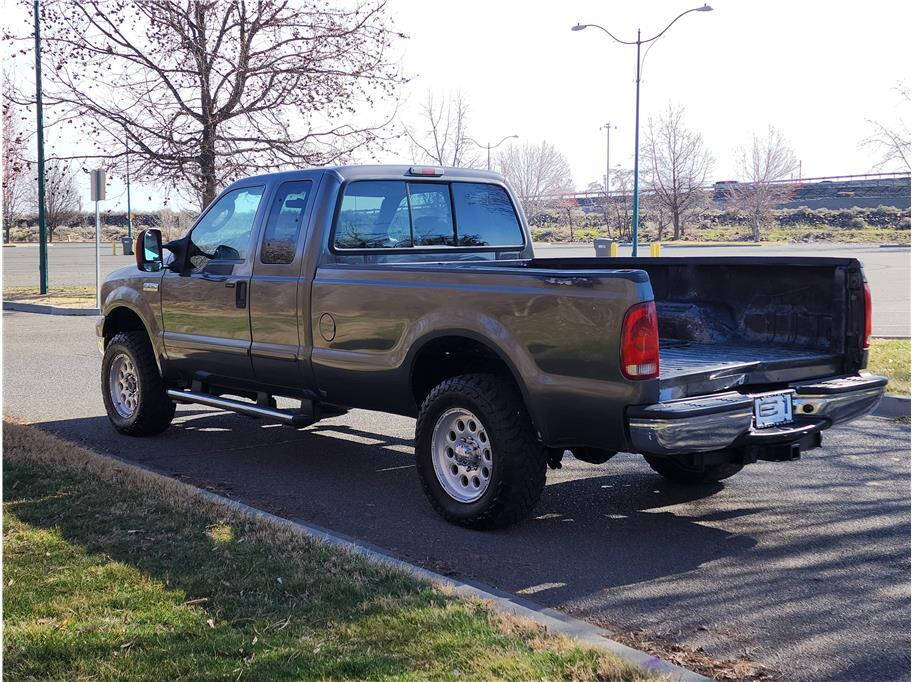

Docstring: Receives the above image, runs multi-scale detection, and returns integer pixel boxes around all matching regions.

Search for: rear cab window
[333,180,522,251]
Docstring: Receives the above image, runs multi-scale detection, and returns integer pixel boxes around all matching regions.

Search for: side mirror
[136,228,164,272]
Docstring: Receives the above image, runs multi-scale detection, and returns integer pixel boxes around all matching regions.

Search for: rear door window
[452,182,523,246]
[335,181,410,248]
[261,180,312,264]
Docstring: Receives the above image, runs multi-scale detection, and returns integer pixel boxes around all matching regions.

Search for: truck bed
[530,256,866,400]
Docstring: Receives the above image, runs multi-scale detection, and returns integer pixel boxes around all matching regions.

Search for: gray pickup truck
[97,165,886,528]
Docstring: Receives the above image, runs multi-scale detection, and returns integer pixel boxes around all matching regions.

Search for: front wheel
[102,331,175,436]
[415,374,547,529]
[643,454,743,484]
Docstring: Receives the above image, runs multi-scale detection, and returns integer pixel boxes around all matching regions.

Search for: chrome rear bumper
[627,373,887,456]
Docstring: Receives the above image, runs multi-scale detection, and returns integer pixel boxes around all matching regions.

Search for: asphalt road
[3,310,909,681]
[2,242,910,336]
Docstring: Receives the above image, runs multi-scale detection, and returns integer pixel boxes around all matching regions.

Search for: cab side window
[188,186,264,270]
[335,181,410,248]
[261,181,313,264]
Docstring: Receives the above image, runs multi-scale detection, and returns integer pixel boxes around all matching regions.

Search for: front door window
[188,186,264,270]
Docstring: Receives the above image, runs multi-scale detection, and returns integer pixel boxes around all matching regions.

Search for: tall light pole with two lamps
[572,5,713,256]
[466,134,519,171]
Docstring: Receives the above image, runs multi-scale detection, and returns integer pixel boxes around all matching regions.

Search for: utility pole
[33,0,48,294]
[631,28,642,256]
[600,123,614,194]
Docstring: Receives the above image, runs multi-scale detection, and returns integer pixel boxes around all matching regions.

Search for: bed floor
[659,340,836,382]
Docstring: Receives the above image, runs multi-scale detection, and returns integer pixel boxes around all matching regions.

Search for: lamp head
[697,4,713,10]
[571,23,587,31]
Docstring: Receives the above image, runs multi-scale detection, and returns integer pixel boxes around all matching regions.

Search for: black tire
[102,331,175,436]
[415,373,547,529]
[643,454,743,484]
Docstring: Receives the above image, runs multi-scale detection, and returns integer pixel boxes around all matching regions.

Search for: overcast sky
[6,0,910,211]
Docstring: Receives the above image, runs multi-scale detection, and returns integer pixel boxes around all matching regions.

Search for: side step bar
[166,389,314,427]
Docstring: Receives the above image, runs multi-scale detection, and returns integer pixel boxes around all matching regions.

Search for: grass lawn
[2,421,655,681]
[868,338,911,395]
[3,285,96,307]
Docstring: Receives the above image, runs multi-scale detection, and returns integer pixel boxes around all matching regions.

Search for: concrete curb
[874,394,910,418]
[87,447,708,681]
[3,301,99,316]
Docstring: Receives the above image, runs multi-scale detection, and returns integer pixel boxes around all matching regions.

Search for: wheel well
[410,336,522,408]
[103,307,148,347]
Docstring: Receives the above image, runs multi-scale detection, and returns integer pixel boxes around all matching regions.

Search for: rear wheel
[102,331,175,436]
[643,454,743,484]
[415,373,547,529]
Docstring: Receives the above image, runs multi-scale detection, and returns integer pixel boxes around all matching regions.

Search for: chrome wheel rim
[109,353,139,419]
[431,408,492,503]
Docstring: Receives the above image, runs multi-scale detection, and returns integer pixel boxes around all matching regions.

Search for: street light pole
[632,29,641,255]
[466,134,519,171]
[571,4,713,256]
[33,0,49,294]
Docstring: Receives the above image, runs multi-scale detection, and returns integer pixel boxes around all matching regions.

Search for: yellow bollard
[112,240,116,255]
[649,242,662,257]
[609,242,618,258]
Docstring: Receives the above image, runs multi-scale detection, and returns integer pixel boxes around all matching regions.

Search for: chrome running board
[166,389,314,427]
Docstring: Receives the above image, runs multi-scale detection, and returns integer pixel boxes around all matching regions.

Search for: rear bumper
[627,373,887,456]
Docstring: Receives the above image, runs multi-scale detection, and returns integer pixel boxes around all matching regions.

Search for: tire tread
[415,373,547,529]
[102,331,175,436]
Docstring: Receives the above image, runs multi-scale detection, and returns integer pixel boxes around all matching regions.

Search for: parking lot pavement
[3,241,910,336]
[3,310,910,681]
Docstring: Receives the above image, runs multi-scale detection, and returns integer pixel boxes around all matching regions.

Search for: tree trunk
[199,122,217,209]
[752,214,761,242]
[672,210,681,240]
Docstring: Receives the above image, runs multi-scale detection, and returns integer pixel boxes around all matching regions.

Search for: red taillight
[863,281,872,349]
[621,300,660,379]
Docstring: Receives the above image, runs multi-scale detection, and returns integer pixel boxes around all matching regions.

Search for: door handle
[235,281,248,309]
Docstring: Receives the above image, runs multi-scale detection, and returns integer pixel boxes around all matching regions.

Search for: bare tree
[862,81,910,171]
[609,168,634,240]
[586,180,614,238]
[156,207,198,242]
[43,161,81,242]
[2,76,30,243]
[7,0,405,208]
[496,141,573,221]
[403,90,479,168]
[644,105,713,240]
[733,126,798,241]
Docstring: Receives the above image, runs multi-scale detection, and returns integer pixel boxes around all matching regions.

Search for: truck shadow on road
[32,408,758,600]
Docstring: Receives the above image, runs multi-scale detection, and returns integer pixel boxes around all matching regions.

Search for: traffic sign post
[90,169,106,309]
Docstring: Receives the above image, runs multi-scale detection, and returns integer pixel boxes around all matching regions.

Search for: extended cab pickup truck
[98,165,887,528]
